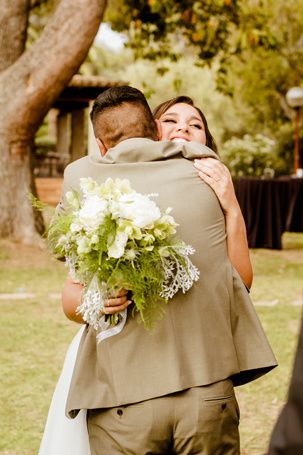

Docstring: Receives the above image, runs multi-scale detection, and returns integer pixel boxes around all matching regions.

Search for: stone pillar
[48,108,58,140]
[71,108,86,161]
[57,111,71,170]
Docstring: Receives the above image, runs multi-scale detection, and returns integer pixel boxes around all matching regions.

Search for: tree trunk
[0,139,39,243]
[0,0,30,71]
[0,0,107,242]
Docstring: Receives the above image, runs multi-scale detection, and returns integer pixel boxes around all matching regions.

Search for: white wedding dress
[38,325,91,455]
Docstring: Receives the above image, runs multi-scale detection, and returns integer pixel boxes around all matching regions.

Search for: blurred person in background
[268,316,303,455]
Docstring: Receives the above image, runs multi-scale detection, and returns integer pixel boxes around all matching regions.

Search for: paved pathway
[0,293,302,306]
[0,292,61,300]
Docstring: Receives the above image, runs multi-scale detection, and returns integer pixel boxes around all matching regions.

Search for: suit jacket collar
[90,138,219,164]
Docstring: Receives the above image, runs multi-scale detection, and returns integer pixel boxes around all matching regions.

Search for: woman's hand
[62,278,131,323]
[193,158,239,215]
[102,288,131,315]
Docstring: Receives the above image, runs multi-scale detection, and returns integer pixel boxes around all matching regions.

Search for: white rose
[78,195,108,230]
[113,193,161,228]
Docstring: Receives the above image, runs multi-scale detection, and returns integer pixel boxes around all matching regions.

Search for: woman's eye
[161,118,176,123]
[191,123,202,129]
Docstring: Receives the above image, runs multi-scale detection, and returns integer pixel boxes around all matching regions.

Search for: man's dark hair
[90,86,157,149]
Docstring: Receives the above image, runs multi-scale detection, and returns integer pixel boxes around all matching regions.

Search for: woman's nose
[177,124,189,132]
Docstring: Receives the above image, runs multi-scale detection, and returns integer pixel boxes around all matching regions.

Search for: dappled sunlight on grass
[282,232,303,250]
[250,235,303,306]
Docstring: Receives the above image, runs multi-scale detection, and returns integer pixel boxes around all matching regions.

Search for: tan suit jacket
[61,139,277,417]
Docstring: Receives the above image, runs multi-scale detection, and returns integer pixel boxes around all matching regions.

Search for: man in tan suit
[61,86,277,454]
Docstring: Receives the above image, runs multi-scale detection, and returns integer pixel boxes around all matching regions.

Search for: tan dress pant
[87,379,240,455]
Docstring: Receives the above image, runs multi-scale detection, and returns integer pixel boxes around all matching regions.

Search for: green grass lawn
[0,234,302,455]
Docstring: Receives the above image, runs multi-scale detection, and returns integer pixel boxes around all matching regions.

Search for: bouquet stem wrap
[76,275,127,342]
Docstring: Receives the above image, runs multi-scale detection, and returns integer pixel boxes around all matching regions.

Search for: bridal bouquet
[48,177,199,340]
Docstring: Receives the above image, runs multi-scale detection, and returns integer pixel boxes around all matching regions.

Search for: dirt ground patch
[0,239,54,269]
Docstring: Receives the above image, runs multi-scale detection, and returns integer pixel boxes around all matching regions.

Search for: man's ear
[96,138,107,156]
[155,119,162,141]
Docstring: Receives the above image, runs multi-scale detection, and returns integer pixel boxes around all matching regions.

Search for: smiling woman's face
[159,103,206,144]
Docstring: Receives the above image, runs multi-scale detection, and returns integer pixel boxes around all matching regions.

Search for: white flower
[77,238,91,254]
[112,193,161,228]
[90,234,99,245]
[154,228,166,239]
[80,177,98,195]
[56,234,68,247]
[124,249,137,260]
[160,213,177,227]
[70,222,82,233]
[78,195,108,230]
[108,230,128,258]
[142,233,155,244]
[115,178,132,194]
[159,246,170,257]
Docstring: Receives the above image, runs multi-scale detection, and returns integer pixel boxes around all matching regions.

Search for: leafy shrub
[220,134,278,177]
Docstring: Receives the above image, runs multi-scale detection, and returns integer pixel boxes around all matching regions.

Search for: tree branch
[1,0,107,136]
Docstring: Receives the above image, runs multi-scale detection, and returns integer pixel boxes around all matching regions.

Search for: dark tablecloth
[234,177,303,249]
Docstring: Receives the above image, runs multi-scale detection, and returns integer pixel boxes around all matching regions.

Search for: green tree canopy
[105,0,278,64]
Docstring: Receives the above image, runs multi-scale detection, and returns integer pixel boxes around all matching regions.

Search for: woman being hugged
[154,96,252,289]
